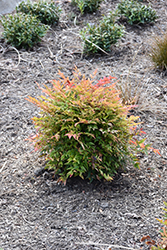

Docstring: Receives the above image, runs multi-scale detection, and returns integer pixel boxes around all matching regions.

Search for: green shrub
[16,0,61,25]
[117,0,158,25]
[80,12,124,54]
[0,13,48,49]
[150,33,167,71]
[71,0,103,14]
[26,68,159,184]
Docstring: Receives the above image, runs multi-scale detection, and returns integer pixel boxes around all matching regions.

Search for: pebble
[124,213,141,219]
[34,167,45,177]
[100,202,109,208]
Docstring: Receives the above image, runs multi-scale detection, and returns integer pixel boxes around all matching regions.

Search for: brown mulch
[0,0,167,249]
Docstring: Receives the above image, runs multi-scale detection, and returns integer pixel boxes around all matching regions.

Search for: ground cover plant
[26,68,160,184]
[71,0,103,14]
[117,0,158,25]
[80,12,124,54]
[0,13,48,49]
[16,0,61,25]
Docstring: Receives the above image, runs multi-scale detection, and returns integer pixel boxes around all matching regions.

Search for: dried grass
[150,31,167,71]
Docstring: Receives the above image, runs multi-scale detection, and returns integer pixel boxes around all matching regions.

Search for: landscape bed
[0,0,167,249]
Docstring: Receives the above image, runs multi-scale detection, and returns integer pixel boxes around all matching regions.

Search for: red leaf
[153,148,161,156]
[145,240,156,245]
[140,143,145,149]
[129,139,137,146]
[65,132,73,139]
[140,235,151,242]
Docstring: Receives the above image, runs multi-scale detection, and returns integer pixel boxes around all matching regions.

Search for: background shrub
[150,33,167,71]
[80,12,124,54]
[71,0,103,14]
[16,0,61,25]
[0,13,48,49]
[26,68,155,184]
[117,0,158,25]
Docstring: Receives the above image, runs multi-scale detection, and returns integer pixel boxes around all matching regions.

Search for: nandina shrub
[141,202,167,250]
[151,202,167,250]
[26,68,160,183]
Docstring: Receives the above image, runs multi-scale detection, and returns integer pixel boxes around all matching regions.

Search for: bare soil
[0,0,167,249]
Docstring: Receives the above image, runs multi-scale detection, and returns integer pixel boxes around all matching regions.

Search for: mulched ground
[0,0,167,249]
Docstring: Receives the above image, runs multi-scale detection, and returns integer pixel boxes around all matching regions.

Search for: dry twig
[5,46,21,67]
[0,161,7,173]
[75,241,140,250]
[47,46,54,59]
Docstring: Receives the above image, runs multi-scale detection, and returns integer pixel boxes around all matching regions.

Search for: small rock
[16,171,22,177]
[100,202,109,208]
[125,213,141,219]
[34,167,45,177]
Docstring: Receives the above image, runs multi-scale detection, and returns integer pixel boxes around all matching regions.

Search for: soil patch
[0,1,167,249]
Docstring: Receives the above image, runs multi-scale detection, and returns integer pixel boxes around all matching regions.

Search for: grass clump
[0,13,48,49]
[80,12,124,54]
[16,0,61,25]
[71,0,103,14]
[117,0,158,25]
[150,33,167,71]
[26,68,158,184]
